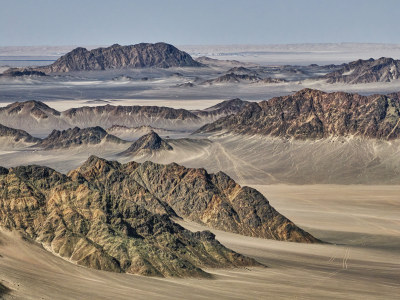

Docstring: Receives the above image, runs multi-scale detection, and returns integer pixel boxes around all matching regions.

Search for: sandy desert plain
[0,44,399,299]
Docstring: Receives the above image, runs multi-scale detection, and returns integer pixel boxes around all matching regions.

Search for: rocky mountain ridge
[70,156,319,242]
[34,126,126,150]
[324,57,400,84]
[0,99,250,136]
[0,123,40,144]
[0,159,259,277]
[0,156,320,277]
[196,88,400,139]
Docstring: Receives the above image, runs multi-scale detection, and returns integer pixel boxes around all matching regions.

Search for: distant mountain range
[324,57,400,84]
[0,99,249,136]
[197,88,400,139]
[4,43,202,74]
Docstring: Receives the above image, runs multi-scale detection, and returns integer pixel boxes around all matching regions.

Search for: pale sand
[0,185,399,299]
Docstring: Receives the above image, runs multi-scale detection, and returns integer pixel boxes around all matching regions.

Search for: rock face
[35,126,125,150]
[196,88,400,140]
[120,131,173,156]
[0,159,259,277]
[0,123,40,143]
[33,43,202,73]
[324,57,400,83]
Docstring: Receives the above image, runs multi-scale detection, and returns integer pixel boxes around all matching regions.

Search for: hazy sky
[1,0,399,46]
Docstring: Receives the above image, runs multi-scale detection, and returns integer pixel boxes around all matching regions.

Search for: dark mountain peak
[120,131,173,156]
[72,155,122,179]
[213,98,248,108]
[71,47,88,52]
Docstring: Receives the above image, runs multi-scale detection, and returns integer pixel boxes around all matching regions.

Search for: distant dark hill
[35,126,125,150]
[194,98,250,118]
[0,123,40,143]
[120,131,173,156]
[324,57,400,84]
[197,88,400,140]
[33,43,202,73]
[1,68,47,77]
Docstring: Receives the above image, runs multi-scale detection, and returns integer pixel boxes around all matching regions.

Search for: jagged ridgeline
[10,42,203,73]
[324,57,400,84]
[0,156,318,277]
[197,88,400,139]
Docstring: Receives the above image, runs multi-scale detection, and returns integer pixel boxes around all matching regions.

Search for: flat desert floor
[1,185,399,299]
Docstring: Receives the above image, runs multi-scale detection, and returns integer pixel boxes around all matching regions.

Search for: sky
[1,0,400,46]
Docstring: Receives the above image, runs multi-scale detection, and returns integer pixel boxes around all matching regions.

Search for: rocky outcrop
[120,131,173,156]
[202,73,261,84]
[227,67,258,75]
[0,161,259,277]
[196,88,400,140]
[30,43,202,73]
[35,126,125,150]
[0,123,40,143]
[1,68,47,77]
[324,57,400,83]
[68,156,319,243]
